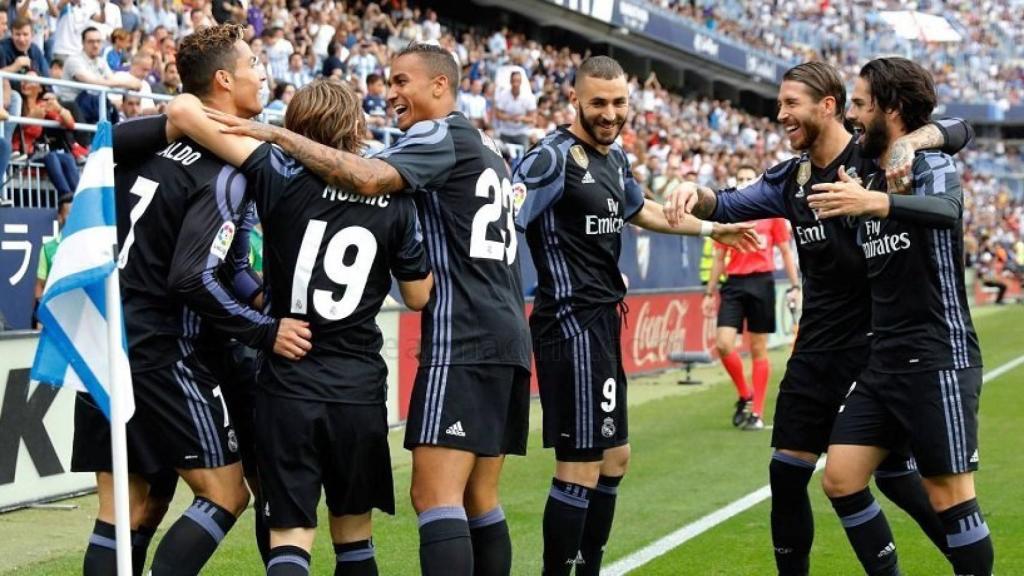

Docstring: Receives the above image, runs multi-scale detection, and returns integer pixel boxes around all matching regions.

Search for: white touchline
[605,353,1024,576]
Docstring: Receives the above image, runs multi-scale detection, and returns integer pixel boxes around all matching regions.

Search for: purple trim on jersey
[374,118,450,158]
[541,210,583,339]
[931,229,970,369]
[172,360,221,468]
[939,370,969,473]
[418,193,454,444]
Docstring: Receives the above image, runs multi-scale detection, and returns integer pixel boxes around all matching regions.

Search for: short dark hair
[366,73,383,86]
[573,56,624,86]
[177,24,244,97]
[782,61,846,119]
[737,164,757,175]
[11,16,31,31]
[81,27,101,43]
[858,57,936,132]
[396,43,459,98]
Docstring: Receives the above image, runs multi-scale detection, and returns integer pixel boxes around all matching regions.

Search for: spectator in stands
[458,77,489,129]
[119,0,141,35]
[977,236,1010,304]
[152,60,181,96]
[494,70,535,148]
[121,93,143,118]
[103,27,131,71]
[265,82,293,112]
[34,194,72,328]
[88,0,122,41]
[51,0,94,60]
[139,0,178,37]
[0,17,49,83]
[211,0,245,25]
[362,72,390,140]
[109,52,156,114]
[263,26,293,80]
[347,38,379,87]
[420,8,441,42]
[59,27,141,122]
[280,51,313,88]
[16,75,80,197]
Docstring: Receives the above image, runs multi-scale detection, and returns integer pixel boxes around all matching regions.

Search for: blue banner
[545,0,787,83]
[0,208,58,330]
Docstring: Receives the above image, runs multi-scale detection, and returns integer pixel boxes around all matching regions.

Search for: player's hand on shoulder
[885,137,915,194]
[273,317,313,360]
[711,222,759,252]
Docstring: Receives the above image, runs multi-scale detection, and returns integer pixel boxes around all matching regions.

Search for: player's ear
[432,74,447,99]
[214,69,232,92]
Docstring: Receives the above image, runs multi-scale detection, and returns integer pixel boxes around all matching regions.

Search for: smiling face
[776,80,830,152]
[387,52,451,130]
[847,76,889,159]
[571,73,629,148]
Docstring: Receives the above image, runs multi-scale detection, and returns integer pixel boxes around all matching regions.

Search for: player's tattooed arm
[208,110,405,196]
[886,119,972,194]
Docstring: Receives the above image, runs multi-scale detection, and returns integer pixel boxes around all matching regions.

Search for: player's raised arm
[165,93,263,168]
[209,111,407,196]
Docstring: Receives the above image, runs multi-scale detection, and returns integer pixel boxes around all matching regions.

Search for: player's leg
[131,470,179,576]
[769,448,818,576]
[717,284,751,426]
[267,528,316,576]
[909,368,992,575]
[410,446,477,576]
[576,443,630,576]
[824,372,902,576]
[84,471,150,576]
[465,456,511,576]
[873,456,949,558]
[745,332,771,430]
[546,457,601,576]
[145,360,250,576]
[330,513,376,576]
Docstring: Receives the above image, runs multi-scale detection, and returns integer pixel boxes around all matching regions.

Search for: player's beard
[860,114,890,159]
[788,116,821,151]
[580,109,625,146]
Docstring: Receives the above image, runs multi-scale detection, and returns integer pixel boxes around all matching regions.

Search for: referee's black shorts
[717,272,776,334]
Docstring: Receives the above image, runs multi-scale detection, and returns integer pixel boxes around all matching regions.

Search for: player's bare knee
[821,469,862,499]
[921,473,975,512]
[602,445,631,477]
[715,339,734,357]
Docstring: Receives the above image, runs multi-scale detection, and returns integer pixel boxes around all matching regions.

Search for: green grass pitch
[3,305,1021,575]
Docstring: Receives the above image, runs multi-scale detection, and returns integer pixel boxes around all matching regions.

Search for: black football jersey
[113,127,278,372]
[242,143,430,403]
[713,138,875,352]
[374,112,531,370]
[857,151,981,373]
[512,127,645,341]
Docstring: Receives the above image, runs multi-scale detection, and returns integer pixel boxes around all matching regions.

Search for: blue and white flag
[30,121,133,422]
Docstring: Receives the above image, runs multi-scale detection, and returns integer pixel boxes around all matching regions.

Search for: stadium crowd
[654,0,1024,106]
[1,0,1020,283]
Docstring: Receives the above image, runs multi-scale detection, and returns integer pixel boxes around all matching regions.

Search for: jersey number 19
[291,220,377,321]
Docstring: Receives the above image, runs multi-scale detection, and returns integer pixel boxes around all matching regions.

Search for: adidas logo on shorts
[970,449,979,463]
[446,421,467,437]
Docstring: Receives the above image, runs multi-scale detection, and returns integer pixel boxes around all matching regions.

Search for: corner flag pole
[107,261,133,576]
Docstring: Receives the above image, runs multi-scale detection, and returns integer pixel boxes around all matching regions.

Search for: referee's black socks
[829,488,900,576]
[334,539,378,576]
[469,506,511,576]
[939,498,994,576]
[418,505,473,576]
[149,497,237,576]
[542,478,591,576]
[769,452,816,576]
[873,468,949,556]
[576,475,622,576]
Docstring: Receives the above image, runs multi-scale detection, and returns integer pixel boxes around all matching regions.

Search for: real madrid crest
[569,144,589,169]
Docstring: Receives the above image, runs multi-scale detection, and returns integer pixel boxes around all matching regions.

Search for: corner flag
[30,121,133,422]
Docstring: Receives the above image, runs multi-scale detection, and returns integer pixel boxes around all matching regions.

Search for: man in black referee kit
[810,57,993,576]
[664,61,973,575]
[512,55,759,576]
